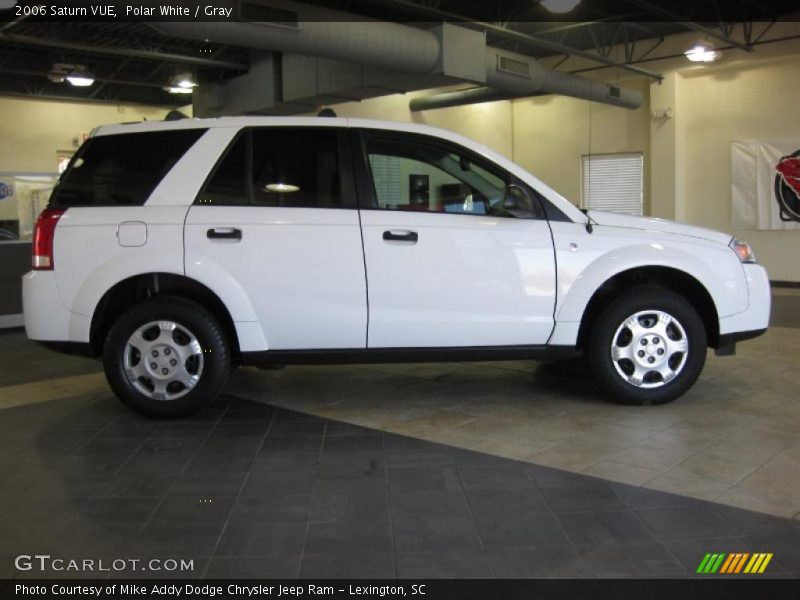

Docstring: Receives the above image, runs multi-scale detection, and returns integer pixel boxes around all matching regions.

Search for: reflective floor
[0,290,798,579]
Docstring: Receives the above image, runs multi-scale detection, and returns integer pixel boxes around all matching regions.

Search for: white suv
[23,117,770,418]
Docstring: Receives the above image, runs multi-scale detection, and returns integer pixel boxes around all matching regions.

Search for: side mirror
[502,184,539,218]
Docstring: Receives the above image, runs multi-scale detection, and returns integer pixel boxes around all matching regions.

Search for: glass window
[365,136,515,217]
[197,128,343,208]
[50,129,206,207]
[252,129,340,208]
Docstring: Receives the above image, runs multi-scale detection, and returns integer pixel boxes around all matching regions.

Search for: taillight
[32,208,66,270]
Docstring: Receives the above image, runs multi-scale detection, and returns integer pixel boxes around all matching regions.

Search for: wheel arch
[89,272,241,359]
[576,266,721,351]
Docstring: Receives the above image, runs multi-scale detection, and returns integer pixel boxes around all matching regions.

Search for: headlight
[730,238,756,263]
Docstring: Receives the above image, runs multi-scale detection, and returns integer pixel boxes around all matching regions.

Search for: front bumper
[715,264,771,354]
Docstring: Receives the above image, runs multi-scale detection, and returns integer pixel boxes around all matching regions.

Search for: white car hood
[587,211,733,245]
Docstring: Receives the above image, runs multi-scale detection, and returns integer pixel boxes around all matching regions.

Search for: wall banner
[732,139,800,230]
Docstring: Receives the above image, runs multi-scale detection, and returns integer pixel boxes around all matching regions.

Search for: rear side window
[50,129,206,207]
[197,127,348,208]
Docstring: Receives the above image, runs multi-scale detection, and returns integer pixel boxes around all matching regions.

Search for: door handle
[207,228,242,241]
[383,230,418,243]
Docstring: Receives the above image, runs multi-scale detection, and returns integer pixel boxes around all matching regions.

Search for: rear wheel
[587,286,707,405]
[103,296,229,418]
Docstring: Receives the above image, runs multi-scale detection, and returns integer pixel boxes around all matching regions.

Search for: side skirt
[240,345,579,367]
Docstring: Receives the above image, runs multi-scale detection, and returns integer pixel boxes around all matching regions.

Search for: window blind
[582,153,644,215]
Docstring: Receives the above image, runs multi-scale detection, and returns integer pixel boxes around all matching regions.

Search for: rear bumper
[22,270,90,344]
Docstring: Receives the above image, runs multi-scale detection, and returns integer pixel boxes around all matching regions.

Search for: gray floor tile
[388,466,463,493]
[242,467,319,495]
[476,514,573,549]
[636,506,738,541]
[540,482,626,514]
[457,464,535,491]
[577,541,690,578]
[390,490,472,520]
[305,522,393,555]
[92,471,176,498]
[396,550,493,579]
[75,497,160,524]
[150,496,236,525]
[204,556,300,579]
[132,523,223,556]
[168,473,247,497]
[558,510,658,547]
[466,488,552,519]
[230,494,312,523]
[392,517,483,553]
[487,546,593,578]
[215,522,307,557]
[299,553,396,579]
[309,490,390,523]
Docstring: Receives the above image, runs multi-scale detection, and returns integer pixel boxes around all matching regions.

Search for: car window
[198,128,343,208]
[364,135,516,217]
[51,129,206,207]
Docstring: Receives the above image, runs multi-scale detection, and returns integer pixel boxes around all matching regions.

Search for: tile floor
[1,393,799,580]
[0,290,798,579]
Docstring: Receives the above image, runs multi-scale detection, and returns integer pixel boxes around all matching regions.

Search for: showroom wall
[511,78,651,212]
[675,54,800,282]
[0,96,176,172]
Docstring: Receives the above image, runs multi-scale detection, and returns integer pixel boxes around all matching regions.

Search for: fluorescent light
[685,42,721,63]
[66,72,94,87]
[176,79,196,89]
[264,183,300,193]
[164,86,194,94]
[540,0,581,13]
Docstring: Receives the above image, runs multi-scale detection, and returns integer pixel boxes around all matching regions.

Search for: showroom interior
[2,0,800,583]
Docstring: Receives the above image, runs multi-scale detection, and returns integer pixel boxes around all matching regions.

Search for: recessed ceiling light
[540,0,581,13]
[685,41,721,63]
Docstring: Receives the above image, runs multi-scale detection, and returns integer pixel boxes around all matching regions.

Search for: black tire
[103,296,230,419]
[587,285,707,406]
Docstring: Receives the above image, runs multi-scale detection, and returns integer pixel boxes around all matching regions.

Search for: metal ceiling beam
[624,0,753,52]
[0,67,175,90]
[0,33,248,70]
[366,0,664,80]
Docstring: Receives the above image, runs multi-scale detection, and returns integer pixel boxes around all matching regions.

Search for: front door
[356,130,557,349]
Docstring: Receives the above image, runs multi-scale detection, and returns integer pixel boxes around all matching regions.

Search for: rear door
[184,126,367,350]
[355,129,557,348]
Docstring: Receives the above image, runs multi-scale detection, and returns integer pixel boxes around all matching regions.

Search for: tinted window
[51,129,206,207]
[198,128,343,208]
[251,129,340,208]
[365,135,517,217]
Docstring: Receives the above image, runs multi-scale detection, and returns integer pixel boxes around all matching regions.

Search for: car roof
[95,116,430,137]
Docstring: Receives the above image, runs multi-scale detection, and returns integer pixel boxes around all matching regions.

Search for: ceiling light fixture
[65,70,95,87]
[685,41,721,63]
[164,86,194,94]
[540,0,581,13]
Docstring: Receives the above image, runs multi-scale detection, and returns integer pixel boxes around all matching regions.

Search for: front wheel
[103,296,230,418]
[587,286,707,405]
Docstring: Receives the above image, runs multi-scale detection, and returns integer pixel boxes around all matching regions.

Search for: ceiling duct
[152,0,642,111]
